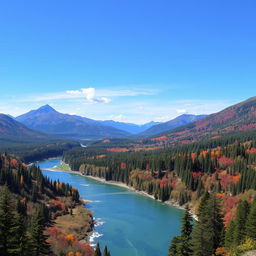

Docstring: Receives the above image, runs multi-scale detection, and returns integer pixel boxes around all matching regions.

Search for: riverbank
[45,166,197,219]
[53,204,94,244]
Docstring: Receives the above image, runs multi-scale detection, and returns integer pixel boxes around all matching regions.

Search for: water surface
[39,158,184,256]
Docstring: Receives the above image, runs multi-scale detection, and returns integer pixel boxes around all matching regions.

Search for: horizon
[0,1,255,123]
[1,96,255,125]
[2,103,211,125]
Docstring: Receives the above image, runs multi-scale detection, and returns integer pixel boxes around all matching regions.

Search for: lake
[39,158,184,256]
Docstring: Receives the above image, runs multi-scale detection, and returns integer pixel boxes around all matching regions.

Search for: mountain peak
[36,104,57,113]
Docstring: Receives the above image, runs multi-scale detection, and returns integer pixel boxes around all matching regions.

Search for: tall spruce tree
[10,213,31,256]
[191,192,210,256]
[103,245,111,256]
[30,211,51,256]
[0,186,15,256]
[204,194,224,252]
[168,206,193,256]
[233,200,250,245]
[246,198,256,239]
[225,219,235,248]
[94,242,102,256]
[169,236,182,256]
[191,193,223,256]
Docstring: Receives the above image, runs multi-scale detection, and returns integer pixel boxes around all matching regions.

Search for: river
[38,158,184,256]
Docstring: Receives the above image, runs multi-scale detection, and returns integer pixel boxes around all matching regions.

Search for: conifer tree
[0,186,15,256]
[191,192,210,256]
[168,206,193,256]
[191,193,223,256]
[103,245,111,256]
[29,211,51,256]
[94,242,102,256]
[204,194,224,252]
[225,219,235,248]
[168,236,182,256]
[234,200,250,245]
[180,206,193,256]
[246,198,256,239]
[10,213,31,256]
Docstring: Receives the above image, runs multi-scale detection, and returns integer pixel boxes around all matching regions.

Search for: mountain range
[13,105,206,139]
[98,120,162,134]
[0,114,46,138]
[148,96,256,146]
[3,96,255,144]
[15,105,129,139]
[140,114,207,136]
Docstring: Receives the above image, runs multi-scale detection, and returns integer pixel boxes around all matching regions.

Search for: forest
[0,153,101,256]
[63,129,256,255]
[0,139,79,163]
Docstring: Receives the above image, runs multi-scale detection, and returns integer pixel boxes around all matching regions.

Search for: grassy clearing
[53,162,71,171]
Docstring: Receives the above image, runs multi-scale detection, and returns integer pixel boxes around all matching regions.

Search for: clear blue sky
[0,0,255,123]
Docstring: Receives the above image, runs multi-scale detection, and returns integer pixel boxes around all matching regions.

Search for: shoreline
[45,167,197,219]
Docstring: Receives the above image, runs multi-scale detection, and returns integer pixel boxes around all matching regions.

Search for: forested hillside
[0,154,94,256]
[63,129,256,255]
[140,114,206,136]
[143,97,256,147]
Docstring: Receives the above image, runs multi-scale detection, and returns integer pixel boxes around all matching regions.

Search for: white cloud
[176,109,188,114]
[66,88,111,103]
[107,114,126,122]
[21,87,158,103]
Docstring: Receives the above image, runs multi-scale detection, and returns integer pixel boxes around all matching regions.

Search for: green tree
[103,245,111,256]
[0,186,15,256]
[180,206,193,256]
[191,193,210,256]
[94,242,102,256]
[29,212,51,256]
[234,200,250,245]
[191,194,223,256]
[225,219,235,248]
[246,198,256,239]
[10,213,31,256]
[168,206,193,256]
[169,236,182,256]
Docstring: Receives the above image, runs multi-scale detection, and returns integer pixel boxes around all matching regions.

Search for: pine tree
[168,236,182,256]
[225,219,235,248]
[0,186,15,256]
[10,213,31,256]
[103,245,111,256]
[203,194,224,252]
[191,194,223,256]
[234,200,250,245]
[246,198,256,239]
[29,211,51,256]
[180,206,193,256]
[168,206,193,256]
[191,192,210,256]
[94,242,102,256]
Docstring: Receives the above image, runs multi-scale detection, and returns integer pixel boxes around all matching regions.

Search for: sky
[0,0,255,124]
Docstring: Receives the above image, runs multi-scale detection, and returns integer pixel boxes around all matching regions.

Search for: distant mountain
[149,97,256,145]
[16,105,130,139]
[0,113,46,138]
[98,120,162,134]
[140,114,207,136]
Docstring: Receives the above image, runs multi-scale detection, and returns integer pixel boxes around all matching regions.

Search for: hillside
[99,120,161,134]
[140,114,207,136]
[16,105,130,139]
[0,113,46,138]
[0,153,94,256]
[148,97,256,146]
[63,128,256,255]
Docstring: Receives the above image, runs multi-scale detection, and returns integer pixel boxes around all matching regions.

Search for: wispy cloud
[66,88,110,103]
[20,87,159,103]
